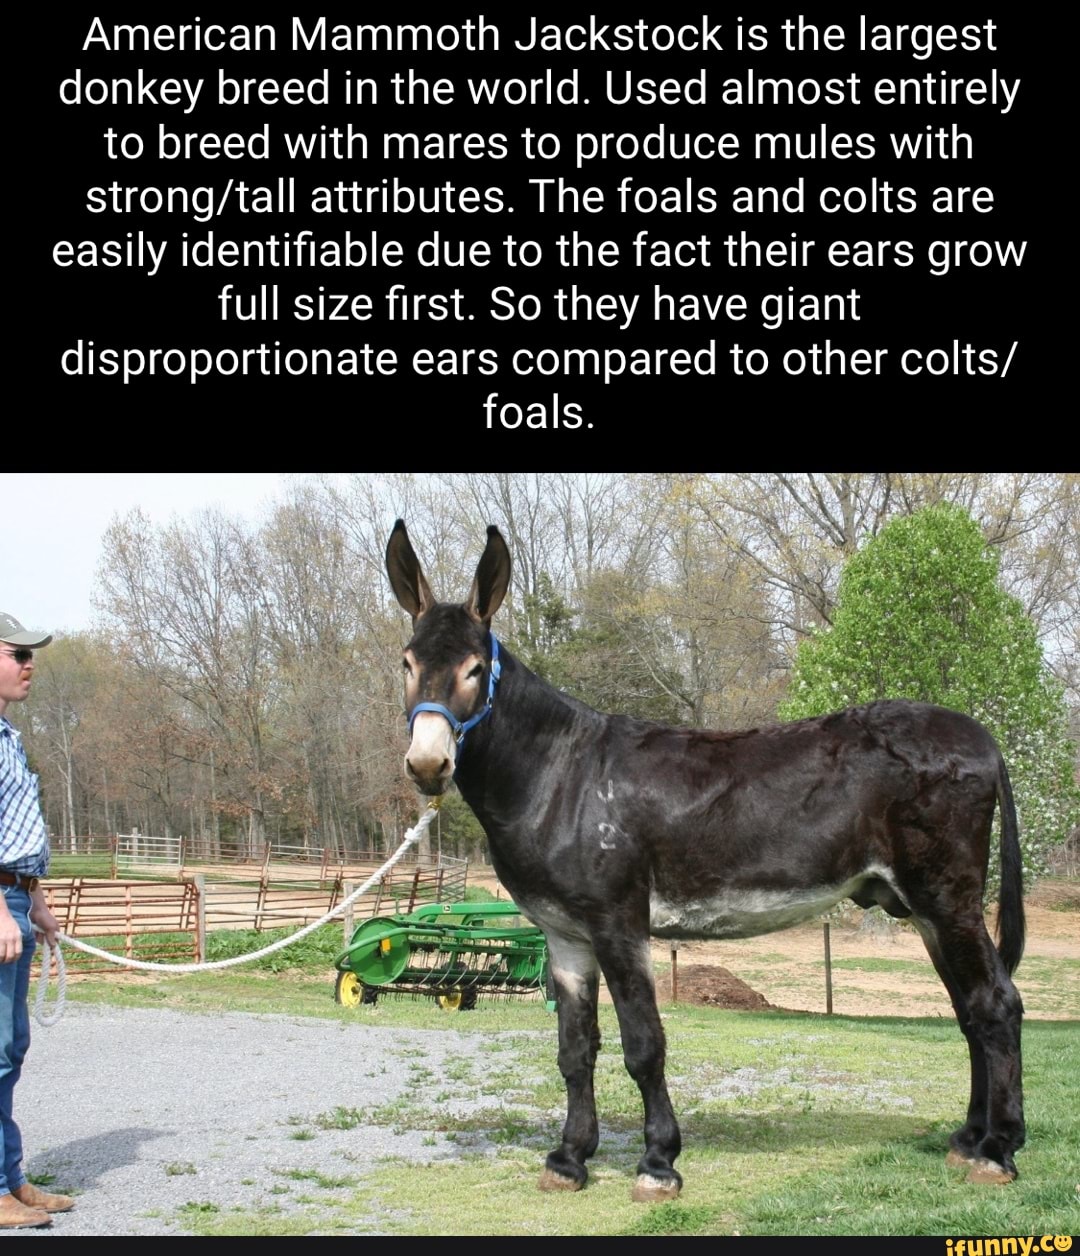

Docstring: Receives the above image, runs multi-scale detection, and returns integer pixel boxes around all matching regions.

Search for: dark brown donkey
[386,519,1025,1199]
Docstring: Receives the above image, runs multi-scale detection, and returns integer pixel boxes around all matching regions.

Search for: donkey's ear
[466,525,511,624]
[385,519,436,621]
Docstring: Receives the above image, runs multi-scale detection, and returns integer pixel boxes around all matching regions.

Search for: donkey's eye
[467,663,483,680]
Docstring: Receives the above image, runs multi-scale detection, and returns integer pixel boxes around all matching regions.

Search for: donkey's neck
[451,645,602,819]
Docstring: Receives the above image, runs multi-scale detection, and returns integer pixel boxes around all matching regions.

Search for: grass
[827,957,929,975]
[51,906,1080,1237]
[58,952,556,1020]
[48,854,116,878]
[204,922,346,972]
[1049,895,1080,913]
[164,1000,1079,1237]
[312,1107,367,1131]
[276,1169,359,1190]
[69,955,1072,1238]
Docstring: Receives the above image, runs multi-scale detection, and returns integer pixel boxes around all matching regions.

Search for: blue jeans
[0,885,34,1196]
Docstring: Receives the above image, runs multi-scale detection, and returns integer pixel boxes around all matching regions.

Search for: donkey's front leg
[597,937,682,1201]
[539,931,602,1192]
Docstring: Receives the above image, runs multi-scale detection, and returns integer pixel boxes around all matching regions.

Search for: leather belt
[0,870,40,891]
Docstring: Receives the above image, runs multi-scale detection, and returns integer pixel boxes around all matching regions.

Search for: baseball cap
[0,612,52,648]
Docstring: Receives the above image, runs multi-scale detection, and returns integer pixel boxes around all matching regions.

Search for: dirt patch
[668,964,775,1011]
[1021,878,1080,929]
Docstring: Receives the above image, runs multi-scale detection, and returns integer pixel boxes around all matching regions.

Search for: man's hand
[29,887,60,948]
[0,897,23,963]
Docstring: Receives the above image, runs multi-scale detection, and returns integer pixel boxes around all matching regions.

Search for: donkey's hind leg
[539,930,602,1192]
[913,913,1025,1183]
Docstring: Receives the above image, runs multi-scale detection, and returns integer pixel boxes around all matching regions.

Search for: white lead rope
[33,801,443,1027]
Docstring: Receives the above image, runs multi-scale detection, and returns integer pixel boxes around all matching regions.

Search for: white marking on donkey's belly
[649,870,905,940]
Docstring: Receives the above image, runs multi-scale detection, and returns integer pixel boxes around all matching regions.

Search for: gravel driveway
[16,1003,504,1237]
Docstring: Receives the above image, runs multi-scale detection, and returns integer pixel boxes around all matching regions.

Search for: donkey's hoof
[631,1174,681,1203]
[965,1158,1015,1186]
[945,1149,1015,1184]
[539,1169,582,1192]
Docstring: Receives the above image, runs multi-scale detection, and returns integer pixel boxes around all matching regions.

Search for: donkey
[386,519,1026,1199]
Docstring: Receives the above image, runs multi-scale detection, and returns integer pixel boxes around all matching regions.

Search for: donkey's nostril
[405,756,452,784]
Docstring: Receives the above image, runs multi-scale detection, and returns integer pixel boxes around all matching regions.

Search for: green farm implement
[333,900,553,1012]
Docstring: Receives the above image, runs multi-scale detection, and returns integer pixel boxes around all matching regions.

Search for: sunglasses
[1,648,34,665]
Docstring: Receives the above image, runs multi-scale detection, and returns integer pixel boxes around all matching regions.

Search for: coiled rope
[33,800,442,1027]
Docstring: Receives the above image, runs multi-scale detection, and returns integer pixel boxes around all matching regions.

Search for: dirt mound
[671,964,773,1011]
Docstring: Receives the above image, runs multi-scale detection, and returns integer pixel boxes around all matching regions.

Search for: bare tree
[686,472,1080,678]
[574,479,784,727]
[97,508,278,852]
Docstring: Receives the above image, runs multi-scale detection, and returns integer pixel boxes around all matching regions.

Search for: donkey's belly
[649,876,875,940]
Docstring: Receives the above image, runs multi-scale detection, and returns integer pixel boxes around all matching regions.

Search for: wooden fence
[42,853,469,976]
[44,880,202,970]
[53,834,471,882]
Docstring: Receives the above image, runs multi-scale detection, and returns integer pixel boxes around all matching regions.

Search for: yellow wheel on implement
[436,988,478,1012]
[335,970,363,1007]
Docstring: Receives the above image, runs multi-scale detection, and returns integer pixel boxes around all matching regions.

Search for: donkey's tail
[995,751,1025,975]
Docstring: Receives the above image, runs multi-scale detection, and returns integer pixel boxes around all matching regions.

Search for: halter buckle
[405,634,501,757]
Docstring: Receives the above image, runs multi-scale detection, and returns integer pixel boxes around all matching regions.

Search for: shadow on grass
[680,1107,943,1156]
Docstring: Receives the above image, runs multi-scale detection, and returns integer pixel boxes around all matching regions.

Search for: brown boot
[0,1191,52,1228]
[12,1181,76,1212]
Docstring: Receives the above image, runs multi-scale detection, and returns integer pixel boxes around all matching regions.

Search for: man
[0,612,75,1229]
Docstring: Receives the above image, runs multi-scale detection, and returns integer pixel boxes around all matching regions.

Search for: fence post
[255,845,270,931]
[255,880,266,932]
[194,874,206,962]
[670,942,679,1003]
[823,922,833,1015]
[71,877,84,937]
[124,883,133,959]
[343,881,354,944]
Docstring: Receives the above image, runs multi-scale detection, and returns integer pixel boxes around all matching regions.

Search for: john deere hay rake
[333,901,554,1012]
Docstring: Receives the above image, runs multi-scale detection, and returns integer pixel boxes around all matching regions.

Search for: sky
[3,473,300,636]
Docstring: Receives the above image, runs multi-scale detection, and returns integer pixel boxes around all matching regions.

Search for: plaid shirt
[0,715,49,878]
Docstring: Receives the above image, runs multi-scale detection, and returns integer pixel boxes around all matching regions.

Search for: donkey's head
[385,519,511,795]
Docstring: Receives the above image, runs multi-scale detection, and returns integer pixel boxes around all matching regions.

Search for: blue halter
[407,634,501,754]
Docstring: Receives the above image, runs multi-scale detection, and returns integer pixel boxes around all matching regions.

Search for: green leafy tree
[510,572,579,684]
[781,503,1079,886]
[507,569,689,724]
[433,790,489,863]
